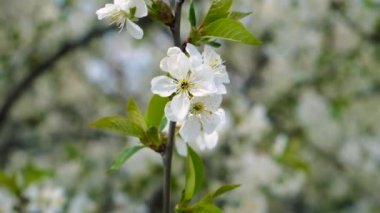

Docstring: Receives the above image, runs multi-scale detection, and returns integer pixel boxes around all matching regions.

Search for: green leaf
[189,0,197,27]
[184,145,204,201]
[159,117,168,131]
[203,0,232,25]
[23,165,52,188]
[192,204,223,213]
[207,41,221,48]
[110,146,144,170]
[144,126,160,144]
[91,115,145,138]
[126,98,147,131]
[145,95,169,128]
[212,184,240,198]
[0,171,18,194]
[202,18,261,45]
[228,11,252,20]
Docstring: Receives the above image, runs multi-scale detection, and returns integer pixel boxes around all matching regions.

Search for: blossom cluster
[151,44,229,152]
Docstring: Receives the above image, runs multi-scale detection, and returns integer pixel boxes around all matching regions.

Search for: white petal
[96,4,117,20]
[215,109,226,125]
[215,71,230,84]
[215,82,227,94]
[170,92,190,120]
[186,43,203,68]
[126,19,143,39]
[169,52,190,80]
[114,0,125,5]
[151,76,177,97]
[167,47,182,56]
[159,57,171,73]
[197,132,218,150]
[179,116,201,142]
[164,102,181,122]
[202,94,223,111]
[195,135,206,151]
[203,45,222,63]
[175,137,188,156]
[188,68,217,96]
[128,0,148,17]
[200,112,220,134]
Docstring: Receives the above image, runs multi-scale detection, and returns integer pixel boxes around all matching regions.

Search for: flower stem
[162,1,185,213]
[162,121,176,213]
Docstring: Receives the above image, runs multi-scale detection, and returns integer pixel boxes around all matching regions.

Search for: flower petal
[188,68,217,96]
[175,137,188,156]
[151,76,177,97]
[126,19,143,39]
[159,57,171,73]
[169,52,190,80]
[180,116,201,142]
[186,43,203,68]
[203,45,222,64]
[200,112,220,134]
[96,4,117,20]
[170,92,190,121]
[215,109,226,124]
[128,0,148,17]
[202,94,223,111]
[164,102,180,122]
[215,71,230,83]
[215,82,227,94]
[197,132,218,150]
[167,47,182,56]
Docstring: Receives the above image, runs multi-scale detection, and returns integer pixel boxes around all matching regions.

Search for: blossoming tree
[92,0,260,211]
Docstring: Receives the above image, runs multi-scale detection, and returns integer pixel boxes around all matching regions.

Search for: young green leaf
[202,18,261,45]
[228,11,252,20]
[145,95,169,128]
[91,115,145,138]
[127,98,147,131]
[0,171,18,194]
[207,40,222,48]
[203,0,232,25]
[212,184,240,198]
[23,165,52,188]
[184,145,204,201]
[110,145,144,171]
[144,126,160,144]
[159,117,168,131]
[192,204,223,213]
[189,0,197,27]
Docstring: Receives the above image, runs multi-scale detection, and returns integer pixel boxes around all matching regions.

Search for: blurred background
[1,0,380,212]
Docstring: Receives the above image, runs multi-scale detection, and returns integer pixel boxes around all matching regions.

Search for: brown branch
[0,26,113,132]
[162,1,185,212]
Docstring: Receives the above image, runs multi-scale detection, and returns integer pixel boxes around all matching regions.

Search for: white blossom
[24,182,66,212]
[174,95,224,148]
[186,44,230,94]
[96,0,148,39]
[151,46,217,121]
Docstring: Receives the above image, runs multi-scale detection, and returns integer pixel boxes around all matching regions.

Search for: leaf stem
[162,1,185,213]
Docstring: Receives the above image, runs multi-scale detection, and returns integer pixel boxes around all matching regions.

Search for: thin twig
[162,1,185,212]
[0,26,112,132]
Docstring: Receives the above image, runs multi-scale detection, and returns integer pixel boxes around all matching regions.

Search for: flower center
[208,59,220,70]
[179,80,190,91]
[190,103,205,114]
[111,11,127,29]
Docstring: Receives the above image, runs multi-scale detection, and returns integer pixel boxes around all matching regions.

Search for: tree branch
[0,26,113,132]
[162,1,185,212]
